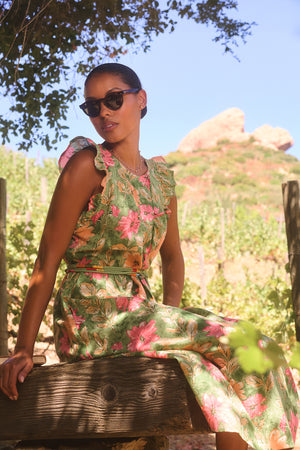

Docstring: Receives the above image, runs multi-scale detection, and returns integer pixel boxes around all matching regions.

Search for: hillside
[1,139,299,219]
[165,138,300,211]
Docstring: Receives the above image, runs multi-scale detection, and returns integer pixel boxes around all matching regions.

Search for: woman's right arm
[0,148,102,401]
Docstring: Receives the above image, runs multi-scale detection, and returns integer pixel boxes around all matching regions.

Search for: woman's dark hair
[85,63,147,119]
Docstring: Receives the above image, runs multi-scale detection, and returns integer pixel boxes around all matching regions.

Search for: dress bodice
[59,136,176,278]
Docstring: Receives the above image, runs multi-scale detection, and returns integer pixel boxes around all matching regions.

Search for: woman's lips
[102,121,118,132]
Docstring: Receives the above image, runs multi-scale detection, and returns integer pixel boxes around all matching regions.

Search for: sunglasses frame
[79,88,140,117]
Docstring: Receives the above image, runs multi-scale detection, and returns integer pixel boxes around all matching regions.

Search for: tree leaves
[226,321,288,374]
[0,0,254,151]
[290,342,300,370]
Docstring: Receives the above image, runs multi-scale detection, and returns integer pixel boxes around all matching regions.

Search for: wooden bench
[0,357,211,449]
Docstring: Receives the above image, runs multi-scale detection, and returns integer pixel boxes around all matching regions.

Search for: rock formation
[177,108,293,153]
[251,125,294,151]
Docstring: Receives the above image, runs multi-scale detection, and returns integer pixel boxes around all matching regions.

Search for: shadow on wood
[0,357,211,441]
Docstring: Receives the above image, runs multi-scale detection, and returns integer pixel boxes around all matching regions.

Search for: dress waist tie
[66,265,148,278]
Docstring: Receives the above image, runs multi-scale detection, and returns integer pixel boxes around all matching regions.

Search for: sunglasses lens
[104,92,123,110]
[80,92,125,117]
[83,101,100,118]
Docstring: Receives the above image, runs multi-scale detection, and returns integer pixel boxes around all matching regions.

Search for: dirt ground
[168,429,300,449]
[2,433,297,449]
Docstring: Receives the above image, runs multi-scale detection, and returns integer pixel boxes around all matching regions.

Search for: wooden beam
[282,180,300,341]
[0,357,211,441]
[0,178,7,355]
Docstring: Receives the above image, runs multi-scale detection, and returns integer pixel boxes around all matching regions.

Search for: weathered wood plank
[0,178,7,355]
[282,180,300,341]
[0,357,211,440]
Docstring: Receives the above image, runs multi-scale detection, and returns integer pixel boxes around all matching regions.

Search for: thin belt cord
[65,265,148,278]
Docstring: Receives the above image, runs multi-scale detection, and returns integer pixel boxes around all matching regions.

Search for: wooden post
[181,201,189,227]
[217,208,225,272]
[232,202,236,225]
[282,181,300,341]
[220,207,225,257]
[0,178,8,354]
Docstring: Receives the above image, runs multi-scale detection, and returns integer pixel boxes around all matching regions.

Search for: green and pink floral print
[53,137,299,450]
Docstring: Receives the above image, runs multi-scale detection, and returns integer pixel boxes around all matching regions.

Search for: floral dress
[54,136,299,450]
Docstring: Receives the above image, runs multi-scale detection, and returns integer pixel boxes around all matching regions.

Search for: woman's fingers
[6,364,18,400]
[0,354,33,400]
[0,360,18,400]
[18,360,33,384]
[0,364,13,399]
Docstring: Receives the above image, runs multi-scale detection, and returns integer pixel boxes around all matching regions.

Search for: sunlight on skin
[216,432,248,450]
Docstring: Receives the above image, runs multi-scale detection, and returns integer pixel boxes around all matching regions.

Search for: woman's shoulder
[58,136,107,173]
[148,155,176,197]
[149,155,173,176]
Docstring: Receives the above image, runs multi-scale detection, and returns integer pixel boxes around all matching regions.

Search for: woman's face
[84,72,147,145]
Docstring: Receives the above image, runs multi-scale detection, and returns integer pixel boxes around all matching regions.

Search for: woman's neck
[103,141,146,175]
[103,138,141,168]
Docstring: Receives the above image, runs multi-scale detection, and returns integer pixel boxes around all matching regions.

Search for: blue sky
[3,0,300,161]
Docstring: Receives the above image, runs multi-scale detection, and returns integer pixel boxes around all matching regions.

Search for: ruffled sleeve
[58,136,111,176]
[150,156,176,199]
[58,136,98,172]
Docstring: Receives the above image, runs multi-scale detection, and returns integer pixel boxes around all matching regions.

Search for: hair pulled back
[85,63,147,119]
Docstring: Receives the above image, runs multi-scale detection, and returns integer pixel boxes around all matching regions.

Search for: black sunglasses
[79,88,140,118]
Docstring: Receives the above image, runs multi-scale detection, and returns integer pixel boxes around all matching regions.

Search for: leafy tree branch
[0,0,254,151]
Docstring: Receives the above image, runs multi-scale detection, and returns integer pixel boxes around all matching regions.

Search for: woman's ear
[138,89,147,111]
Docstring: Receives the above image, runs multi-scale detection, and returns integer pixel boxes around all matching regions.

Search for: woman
[0,63,298,450]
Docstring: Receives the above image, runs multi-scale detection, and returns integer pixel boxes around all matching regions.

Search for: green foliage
[1,146,63,336]
[175,184,186,198]
[151,276,201,308]
[234,155,246,163]
[178,202,286,262]
[0,0,254,151]
[165,151,189,167]
[212,173,228,185]
[226,322,285,373]
[217,138,230,145]
[177,163,208,178]
[289,164,300,175]
[290,343,300,370]
[230,173,256,186]
[6,221,37,324]
[6,217,66,334]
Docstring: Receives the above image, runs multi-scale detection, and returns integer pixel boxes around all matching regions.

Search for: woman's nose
[99,103,112,117]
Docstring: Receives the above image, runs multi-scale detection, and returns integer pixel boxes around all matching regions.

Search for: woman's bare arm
[160,196,184,307]
[0,148,102,400]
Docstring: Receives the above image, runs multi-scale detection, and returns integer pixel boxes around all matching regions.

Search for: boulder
[177,108,250,153]
[177,108,294,153]
[251,125,294,151]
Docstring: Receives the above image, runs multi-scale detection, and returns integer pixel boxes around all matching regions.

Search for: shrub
[230,173,256,186]
[175,184,186,198]
[212,173,228,185]
[165,151,189,167]
[289,164,300,175]
[217,138,231,145]
[234,155,246,163]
